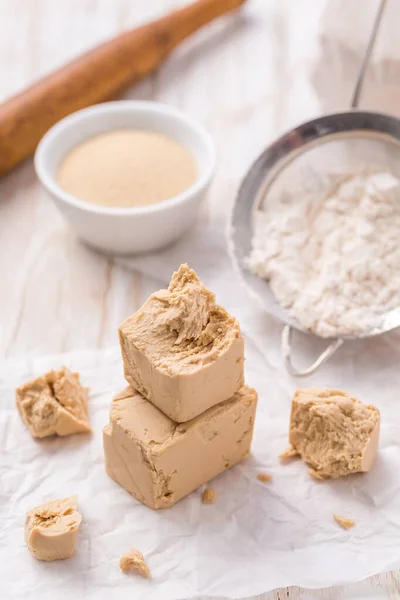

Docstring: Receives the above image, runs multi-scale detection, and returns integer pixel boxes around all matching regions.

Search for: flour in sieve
[248,170,400,338]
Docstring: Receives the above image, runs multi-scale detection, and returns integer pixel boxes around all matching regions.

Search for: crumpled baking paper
[2,219,400,600]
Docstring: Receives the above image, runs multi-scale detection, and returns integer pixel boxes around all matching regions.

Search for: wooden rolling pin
[0,0,246,177]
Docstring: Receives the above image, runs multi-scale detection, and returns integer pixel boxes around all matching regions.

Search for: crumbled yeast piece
[25,496,81,561]
[120,548,151,578]
[202,487,217,504]
[287,388,380,479]
[257,472,273,483]
[118,263,244,422]
[333,514,355,530]
[16,367,91,438]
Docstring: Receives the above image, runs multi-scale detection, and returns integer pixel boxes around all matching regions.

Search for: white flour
[248,170,400,338]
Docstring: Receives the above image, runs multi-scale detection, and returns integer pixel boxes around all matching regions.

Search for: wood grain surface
[0,0,246,176]
[0,0,399,597]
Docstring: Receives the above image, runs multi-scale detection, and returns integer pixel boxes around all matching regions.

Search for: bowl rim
[34,100,216,216]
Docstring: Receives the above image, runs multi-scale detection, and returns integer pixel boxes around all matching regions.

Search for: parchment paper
[2,219,400,599]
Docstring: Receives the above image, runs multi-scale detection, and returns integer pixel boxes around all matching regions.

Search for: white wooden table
[1,1,399,597]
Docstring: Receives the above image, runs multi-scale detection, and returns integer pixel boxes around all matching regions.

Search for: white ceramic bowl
[35,101,216,255]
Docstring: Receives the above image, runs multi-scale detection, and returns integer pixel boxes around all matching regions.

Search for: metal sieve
[229,0,400,376]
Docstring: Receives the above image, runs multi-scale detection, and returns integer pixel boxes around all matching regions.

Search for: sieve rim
[229,109,400,341]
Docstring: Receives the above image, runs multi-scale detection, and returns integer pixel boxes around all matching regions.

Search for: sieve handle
[281,325,344,377]
[351,0,388,109]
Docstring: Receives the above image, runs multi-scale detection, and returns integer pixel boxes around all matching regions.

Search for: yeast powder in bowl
[58,129,197,208]
[35,101,215,254]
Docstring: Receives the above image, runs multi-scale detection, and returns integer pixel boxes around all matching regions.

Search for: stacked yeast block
[103,264,257,509]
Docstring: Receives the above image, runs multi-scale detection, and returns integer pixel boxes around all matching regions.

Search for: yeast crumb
[333,514,355,530]
[202,488,217,504]
[257,472,273,483]
[279,446,298,460]
[120,548,151,578]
